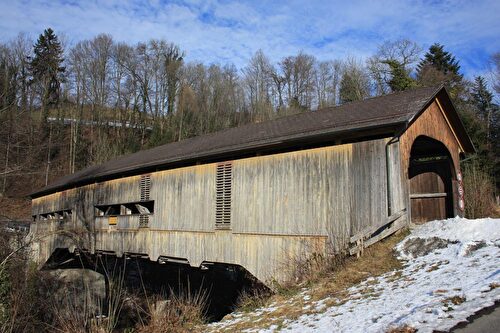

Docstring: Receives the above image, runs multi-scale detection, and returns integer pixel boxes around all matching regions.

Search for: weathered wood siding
[388,141,406,215]
[231,145,352,236]
[151,164,216,231]
[32,137,404,283]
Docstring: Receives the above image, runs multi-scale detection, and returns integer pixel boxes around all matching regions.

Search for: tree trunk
[45,124,52,186]
[1,137,10,196]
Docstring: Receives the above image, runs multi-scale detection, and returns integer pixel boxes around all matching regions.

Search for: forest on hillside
[0,29,499,218]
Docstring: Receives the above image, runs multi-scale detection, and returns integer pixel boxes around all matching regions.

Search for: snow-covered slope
[210,217,500,333]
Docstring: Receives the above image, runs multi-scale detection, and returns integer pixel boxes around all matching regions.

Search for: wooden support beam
[349,210,407,256]
[349,216,406,256]
[350,209,406,243]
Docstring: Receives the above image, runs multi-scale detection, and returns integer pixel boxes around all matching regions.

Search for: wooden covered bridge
[30,85,474,283]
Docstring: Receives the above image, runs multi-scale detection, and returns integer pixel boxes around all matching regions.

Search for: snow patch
[210,217,500,333]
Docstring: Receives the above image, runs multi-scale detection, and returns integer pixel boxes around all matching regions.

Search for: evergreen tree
[417,43,461,76]
[382,59,415,92]
[470,76,500,189]
[28,28,65,122]
[416,43,465,100]
[339,74,363,103]
[471,76,494,122]
[164,43,184,116]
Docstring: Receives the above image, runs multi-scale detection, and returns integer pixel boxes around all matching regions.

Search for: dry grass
[489,282,500,290]
[386,324,417,333]
[492,205,500,218]
[235,288,273,313]
[463,161,496,218]
[443,295,466,306]
[278,246,348,290]
[137,288,208,333]
[310,230,406,301]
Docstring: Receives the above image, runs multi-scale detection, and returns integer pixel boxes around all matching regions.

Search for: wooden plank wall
[350,140,389,235]
[231,144,352,236]
[388,141,406,215]
[31,137,404,283]
[410,171,446,194]
[399,99,464,218]
[151,164,215,232]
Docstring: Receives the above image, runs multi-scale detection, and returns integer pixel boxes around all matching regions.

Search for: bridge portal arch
[408,135,456,224]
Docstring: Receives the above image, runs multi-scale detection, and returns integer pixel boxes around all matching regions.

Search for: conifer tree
[471,76,494,122]
[417,43,461,76]
[28,28,65,123]
[382,59,415,92]
[416,43,464,99]
[470,76,499,186]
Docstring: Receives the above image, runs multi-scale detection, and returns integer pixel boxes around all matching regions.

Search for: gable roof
[31,85,474,198]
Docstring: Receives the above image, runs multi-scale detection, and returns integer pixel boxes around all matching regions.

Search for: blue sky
[0,0,499,78]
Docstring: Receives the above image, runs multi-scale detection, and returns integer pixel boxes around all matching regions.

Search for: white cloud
[0,0,498,76]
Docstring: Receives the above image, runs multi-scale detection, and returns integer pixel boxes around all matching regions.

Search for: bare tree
[88,34,113,111]
[67,42,87,172]
[243,50,274,121]
[378,39,422,68]
[0,44,17,195]
[268,64,286,113]
[314,60,341,109]
[339,57,371,104]
[280,52,316,110]
[491,52,500,97]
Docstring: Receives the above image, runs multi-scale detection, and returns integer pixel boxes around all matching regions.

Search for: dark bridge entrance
[409,136,455,224]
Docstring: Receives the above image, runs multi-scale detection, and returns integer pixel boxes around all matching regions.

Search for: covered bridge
[30,85,474,283]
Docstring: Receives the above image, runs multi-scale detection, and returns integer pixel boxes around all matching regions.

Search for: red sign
[457,171,465,212]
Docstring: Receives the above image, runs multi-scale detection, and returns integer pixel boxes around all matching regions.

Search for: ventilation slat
[140,175,151,200]
[139,175,151,227]
[215,162,232,227]
[139,215,149,228]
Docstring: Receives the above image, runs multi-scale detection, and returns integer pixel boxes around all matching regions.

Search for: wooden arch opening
[409,136,455,224]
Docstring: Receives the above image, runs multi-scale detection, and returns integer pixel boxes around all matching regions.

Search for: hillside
[207,217,500,333]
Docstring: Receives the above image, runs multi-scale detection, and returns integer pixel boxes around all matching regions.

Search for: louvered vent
[139,215,149,228]
[140,175,151,201]
[216,162,232,229]
[139,175,151,228]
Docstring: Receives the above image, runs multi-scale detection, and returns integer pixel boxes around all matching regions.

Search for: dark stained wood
[408,155,454,224]
[410,197,447,224]
[400,100,464,221]
[410,171,445,194]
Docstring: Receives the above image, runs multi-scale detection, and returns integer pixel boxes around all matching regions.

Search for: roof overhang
[30,122,403,198]
[403,86,475,154]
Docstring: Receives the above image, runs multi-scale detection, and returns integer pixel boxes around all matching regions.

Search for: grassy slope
[207,230,408,332]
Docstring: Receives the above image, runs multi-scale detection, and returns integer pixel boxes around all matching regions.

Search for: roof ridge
[154,84,444,146]
[108,85,444,153]
[317,84,443,112]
